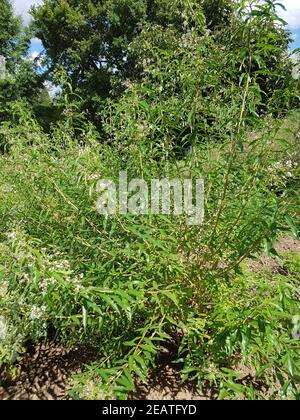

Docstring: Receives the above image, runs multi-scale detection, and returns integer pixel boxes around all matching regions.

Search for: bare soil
[0,344,213,400]
[130,349,214,400]
[247,235,300,275]
[0,344,97,400]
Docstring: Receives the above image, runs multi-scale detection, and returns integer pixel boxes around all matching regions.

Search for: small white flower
[79,146,91,155]
[75,284,83,293]
[6,231,17,240]
[292,63,300,80]
[286,171,292,178]
[23,273,29,281]
[292,315,300,339]
[1,185,14,193]
[0,316,7,341]
[30,305,46,320]
[87,174,99,181]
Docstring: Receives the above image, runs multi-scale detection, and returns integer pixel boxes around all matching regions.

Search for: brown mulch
[130,349,214,400]
[0,344,97,400]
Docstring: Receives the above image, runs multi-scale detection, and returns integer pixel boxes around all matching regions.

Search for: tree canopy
[0,0,49,127]
[29,0,297,129]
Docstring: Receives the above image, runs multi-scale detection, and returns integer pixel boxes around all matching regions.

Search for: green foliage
[0,101,299,399]
[0,0,26,67]
[0,0,299,401]
[31,0,299,129]
[179,262,300,400]
[0,1,46,127]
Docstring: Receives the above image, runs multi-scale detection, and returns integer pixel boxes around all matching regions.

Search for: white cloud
[278,0,300,30]
[30,50,44,66]
[30,50,40,60]
[44,81,61,98]
[13,0,43,24]
[29,50,46,67]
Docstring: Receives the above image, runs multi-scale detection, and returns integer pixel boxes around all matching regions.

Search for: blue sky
[12,0,300,56]
[291,28,300,51]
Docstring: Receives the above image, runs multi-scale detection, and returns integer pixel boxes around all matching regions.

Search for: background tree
[32,0,297,130]
[31,0,235,128]
[0,0,24,68]
[0,0,47,127]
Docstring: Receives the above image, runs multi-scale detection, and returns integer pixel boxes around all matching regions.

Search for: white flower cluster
[49,258,71,271]
[123,79,133,89]
[4,235,85,299]
[40,276,57,297]
[0,279,8,297]
[5,231,17,241]
[73,273,84,293]
[4,230,32,265]
[38,247,86,296]
[292,315,300,340]
[0,55,6,79]
[180,32,195,50]
[37,255,69,296]
[43,254,85,295]
[268,159,298,180]
[87,174,99,181]
[133,122,154,140]
[0,184,14,193]
[79,146,91,156]
[141,58,152,72]
[292,62,300,81]
[30,305,47,320]
[0,316,7,341]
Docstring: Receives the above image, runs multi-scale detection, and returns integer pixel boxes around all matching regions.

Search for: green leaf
[285,215,299,240]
